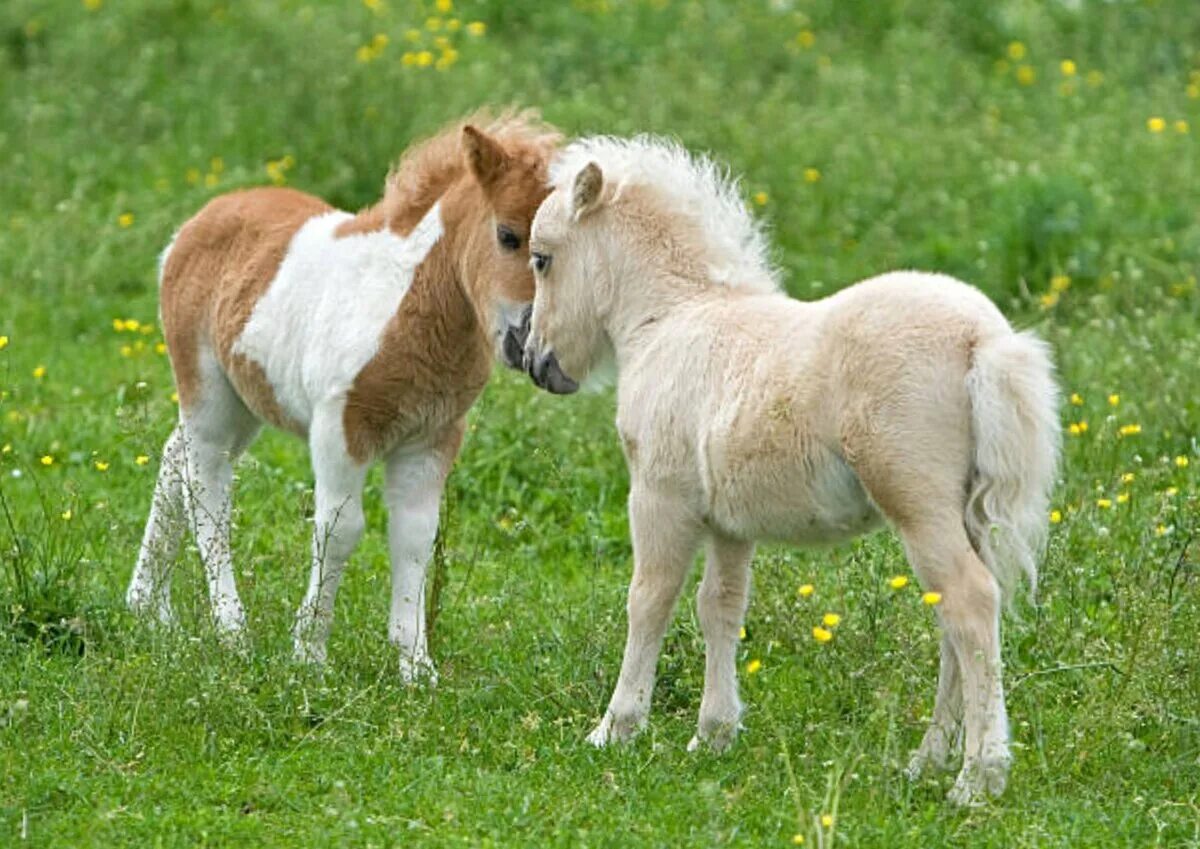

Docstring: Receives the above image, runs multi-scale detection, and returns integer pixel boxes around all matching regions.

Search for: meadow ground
[2,0,1199,846]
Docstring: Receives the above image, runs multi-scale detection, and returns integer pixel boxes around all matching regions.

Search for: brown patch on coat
[341,112,561,461]
[161,186,330,429]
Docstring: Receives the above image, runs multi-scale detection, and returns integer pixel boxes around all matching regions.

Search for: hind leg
[180,358,261,637]
[899,521,1009,805]
[904,631,963,779]
[688,533,754,753]
[128,426,187,624]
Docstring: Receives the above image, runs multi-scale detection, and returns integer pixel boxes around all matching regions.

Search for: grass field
[2,0,1199,845]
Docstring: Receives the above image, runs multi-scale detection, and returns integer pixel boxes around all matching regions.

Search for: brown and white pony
[520,136,1060,805]
[128,111,561,680]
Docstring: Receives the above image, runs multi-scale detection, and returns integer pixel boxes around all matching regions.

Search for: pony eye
[496,225,521,251]
[532,252,552,274]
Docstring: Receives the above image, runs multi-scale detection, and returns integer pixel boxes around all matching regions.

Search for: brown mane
[337,108,562,237]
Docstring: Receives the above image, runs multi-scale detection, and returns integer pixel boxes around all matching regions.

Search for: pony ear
[462,125,509,189]
[571,161,604,220]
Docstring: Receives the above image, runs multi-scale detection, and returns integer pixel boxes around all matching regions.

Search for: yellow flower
[820,814,834,828]
[792,835,805,845]
[435,0,452,11]
[1050,274,1071,293]
[1,444,10,454]
[812,626,833,643]
[363,0,381,9]
[739,626,746,640]
[1116,492,1130,504]
[401,51,418,66]
[745,659,762,675]
[1006,41,1026,61]
[61,509,72,521]
[40,455,54,466]
[1121,472,1135,484]
[415,50,433,67]
[435,48,459,70]
[1147,117,1166,133]
[888,575,909,589]
[356,44,375,63]
[1165,486,1178,496]
[1097,498,1112,509]
[1069,392,1083,406]
[1068,421,1087,436]
[186,167,201,185]
[822,612,841,627]
[1016,65,1036,86]
[123,318,139,332]
[135,455,150,466]
[1119,424,1141,437]
[120,345,133,357]
[32,365,46,379]
[796,30,815,49]
[205,172,219,188]
[1059,59,1076,76]
[1039,292,1059,309]
[94,460,109,471]
[0,335,8,350]
[753,191,769,206]
[118,212,134,228]
[372,33,389,49]
[209,156,224,174]
[803,168,821,184]
[170,391,179,403]
[1050,509,1062,524]
[1155,524,1169,537]
[1108,393,1120,406]
[1176,455,1190,468]
[446,18,461,32]
[798,583,814,598]
[155,342,166,355]
[83,0,102,10]
[466,21,486,36]
[1175,120,1190,134]
[921,591,942,606]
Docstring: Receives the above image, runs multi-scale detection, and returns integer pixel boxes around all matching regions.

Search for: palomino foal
[128,113,560,679]
[521,137,1060,805]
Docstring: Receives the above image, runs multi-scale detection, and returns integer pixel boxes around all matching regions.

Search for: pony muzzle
[523,345,580,395]
[500,304,533,370]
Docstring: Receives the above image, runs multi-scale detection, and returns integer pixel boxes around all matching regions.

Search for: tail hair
[964,330,1061,606]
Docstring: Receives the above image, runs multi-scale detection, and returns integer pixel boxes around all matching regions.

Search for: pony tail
[963,330,1061,606]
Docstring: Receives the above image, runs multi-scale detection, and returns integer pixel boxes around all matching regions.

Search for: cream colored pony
[520,137,1061,806]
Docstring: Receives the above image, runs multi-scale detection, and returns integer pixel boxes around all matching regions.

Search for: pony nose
[527,349,579,395]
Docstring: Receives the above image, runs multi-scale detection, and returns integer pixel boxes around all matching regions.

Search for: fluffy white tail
[964,330,1061,605]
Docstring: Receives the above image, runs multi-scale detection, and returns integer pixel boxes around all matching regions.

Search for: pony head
[522,136,778,393]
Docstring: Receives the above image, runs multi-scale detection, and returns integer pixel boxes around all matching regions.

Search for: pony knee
[316,503,365,565]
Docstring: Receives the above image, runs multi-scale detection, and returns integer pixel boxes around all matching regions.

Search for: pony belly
[710,450,882,544]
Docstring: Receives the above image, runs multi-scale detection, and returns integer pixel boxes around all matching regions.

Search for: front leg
[384,423,462,684]
[589,486,702,747]
[293,404,369,666]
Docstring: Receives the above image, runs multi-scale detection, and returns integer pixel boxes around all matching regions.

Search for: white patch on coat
[232,203,444,428]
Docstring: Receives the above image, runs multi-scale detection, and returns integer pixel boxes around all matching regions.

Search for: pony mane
[550,136,780,293]
[379,108,562,230]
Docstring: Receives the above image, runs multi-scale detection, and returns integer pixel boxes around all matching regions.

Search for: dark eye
[497,225,520,251]
[532,252,552,274]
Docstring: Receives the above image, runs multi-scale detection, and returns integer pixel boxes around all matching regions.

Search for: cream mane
[550,135,780,294]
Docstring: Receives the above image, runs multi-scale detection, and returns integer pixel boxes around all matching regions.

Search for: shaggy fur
[524,136,1061,806]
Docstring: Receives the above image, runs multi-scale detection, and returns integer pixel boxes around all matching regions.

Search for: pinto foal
[521,137,1061,805]
[128,113,560,679]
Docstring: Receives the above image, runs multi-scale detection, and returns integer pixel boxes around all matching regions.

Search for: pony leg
[127,426,187,624]
[383,424,461,684]
[900,521,1008,806]
[588,487,702,747]
[904,631,963,779]
[688,533,754,753]
[292,403,368,666]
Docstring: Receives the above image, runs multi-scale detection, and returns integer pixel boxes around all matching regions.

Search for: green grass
[2,0,1199,845]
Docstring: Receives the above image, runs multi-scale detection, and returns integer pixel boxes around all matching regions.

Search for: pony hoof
[586,710,642,747]
[398,654,438,686]
[690,718,740,753]
[946,756,1009,807]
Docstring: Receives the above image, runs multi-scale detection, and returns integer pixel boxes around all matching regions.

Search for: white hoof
[946,755,1010,806]
[586,710,644,747]
[398,653,438,686]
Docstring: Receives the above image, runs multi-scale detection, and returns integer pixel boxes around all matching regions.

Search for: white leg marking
[384,445,450,684]
[589,487,702,747]
[905,631,964,780]
[688,534,754,753]
[128,426,186,625]
[292,403,368,667]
